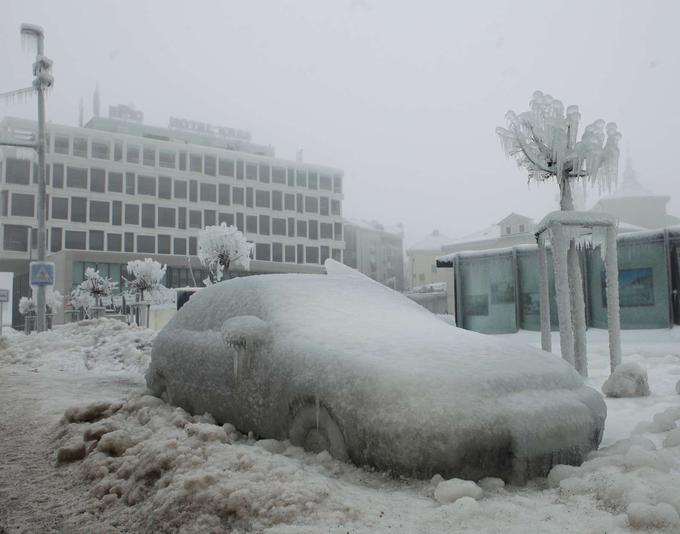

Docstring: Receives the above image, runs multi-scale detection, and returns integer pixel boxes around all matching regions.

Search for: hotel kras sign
[109,104,144,123]
[168,117,252,142]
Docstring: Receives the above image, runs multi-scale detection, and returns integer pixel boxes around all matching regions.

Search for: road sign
[30,261,54,286]
[0,289,8,303]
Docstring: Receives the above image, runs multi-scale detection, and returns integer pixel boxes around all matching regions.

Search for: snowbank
[602,362,650,398]
[0,318,154,373]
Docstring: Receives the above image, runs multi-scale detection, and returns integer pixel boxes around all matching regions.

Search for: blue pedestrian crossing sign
[30,261,55,286]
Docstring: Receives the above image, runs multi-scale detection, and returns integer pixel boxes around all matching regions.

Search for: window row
[43,134,345,193]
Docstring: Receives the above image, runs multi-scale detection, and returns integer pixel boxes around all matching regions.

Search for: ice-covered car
[146,261,606,483]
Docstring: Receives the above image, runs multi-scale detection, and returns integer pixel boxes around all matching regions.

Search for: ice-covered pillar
[550,223,575,366]
[537,235,551,352]
[604,225,622,372]
[568,240,588,376]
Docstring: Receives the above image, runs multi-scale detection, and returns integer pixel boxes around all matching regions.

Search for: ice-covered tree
[124,259,167,300]
[198,223,253,285]
[76,267,116,305]
[496,90,621,211]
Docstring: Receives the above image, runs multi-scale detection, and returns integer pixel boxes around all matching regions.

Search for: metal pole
[35,31,47,332]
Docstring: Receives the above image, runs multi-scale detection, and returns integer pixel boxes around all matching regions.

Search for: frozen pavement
[1,320,679,532]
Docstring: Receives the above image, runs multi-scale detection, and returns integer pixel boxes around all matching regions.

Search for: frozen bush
[627,502,680,529]
[197,223,253,284]
[602,362,650,398]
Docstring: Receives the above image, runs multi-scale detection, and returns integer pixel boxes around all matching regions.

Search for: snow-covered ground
[1,320,679,533]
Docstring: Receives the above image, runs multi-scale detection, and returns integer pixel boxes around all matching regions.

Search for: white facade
[1,115,345,278]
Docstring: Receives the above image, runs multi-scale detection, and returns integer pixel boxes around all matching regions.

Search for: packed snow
[1,318,680,532]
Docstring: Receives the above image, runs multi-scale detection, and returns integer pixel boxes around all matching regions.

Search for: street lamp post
[20,24,53,332]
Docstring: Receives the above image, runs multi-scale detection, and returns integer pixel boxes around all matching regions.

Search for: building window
[112,201,122,226]
[108,172,123,193]
[297,244,304,264]
[189,180,198,202]
[178,151,186,171]
[189,236,197,255]
[232,187,244,205]
[107,233,122,252]
[296,193,303,213]
[52,163,64,188]
[142,204,156,228]
[259,215,270,235]
[255,190,270,208]
[65,230,87,250]
[246,215,257,234]
[285,245,295,263]
[178,207,186,229]
[158,176,172,199]
[218,158,234,177]
[126,172,135,195]
[113,141,123,162]
[246,163,257,180]
[143,146,156,166]
[3,224,29,251]
[90,168,106,193]
[506,226,511,235]
[124,204,140,225]
[126,145,140,164]
[52,197,68,219]
[284,193,295,211]
[255,243,271,261]
[54,135,69,154]
[158,235,171,254]
[173,237,186,255]
[11,193,34,217]
[306,246,319,264]
[272,218,286,236]
[333,176,343,193]
[246,187,253,208]
[51,227,62,252]
[288,218,295,237]
[259,163,270,183]
[89,230,105,251]
[218,184,230,206]
[204,209,216,227]
[236,160,245,180]
[272,191,283,211]
[174,179,187,199]
[73,137,88,158]
[320,246,330,263]
[138,175,156,196]
[189,154,202,173]
[91,140,110,160]
[272,242,283,262]
[308,172,318,190]
[71,197,87,223]
[189,210,202,229]
[296,170,306,188]
[204,155,216,176]
[331,199,341,216]
[320,197,329,216]
[124,232,134,252]
[297,220,307,237]
[236,212,244,232]
[159,150,175,169]
[272,166,286,184]
[320,222,333,239]
[308,220,319,240]
[334,222,343,240]
[67,166,88,189]
[158,207,176,228]
[218,212,234,226]
[200,182,217,203]
[89,200,110,223]
[320,174,332,191]
[287,168,295,187]
[137,235,155,253]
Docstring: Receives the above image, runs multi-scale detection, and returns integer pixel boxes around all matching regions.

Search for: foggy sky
[3,0,679,246]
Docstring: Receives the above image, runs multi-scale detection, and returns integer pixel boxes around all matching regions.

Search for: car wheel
[289,402,348,461]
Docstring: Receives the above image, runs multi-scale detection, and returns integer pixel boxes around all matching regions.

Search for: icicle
[234,351,239,384]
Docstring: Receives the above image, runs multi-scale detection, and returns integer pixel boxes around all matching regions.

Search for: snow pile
[0,318,154,373]
[54,393,361,532]
[433,478,483,504]
[602,362,650,398]
[548,405,680,530]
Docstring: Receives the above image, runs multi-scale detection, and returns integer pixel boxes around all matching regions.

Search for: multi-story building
[406,229,455,289]
[0,113,345,319]
[343,219,404,290]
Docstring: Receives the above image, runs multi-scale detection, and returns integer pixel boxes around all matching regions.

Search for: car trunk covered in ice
[147,269,606,482]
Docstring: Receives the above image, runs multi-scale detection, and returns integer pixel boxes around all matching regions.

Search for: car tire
[289,403,348,462]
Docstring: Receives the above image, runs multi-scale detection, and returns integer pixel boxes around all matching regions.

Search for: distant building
[406,229,455,289]
[591,158,680,229]
[440,213,536,256]
[343,219,404,290]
